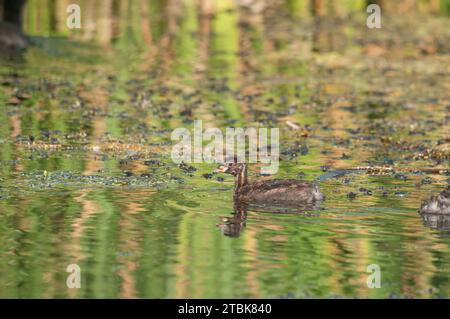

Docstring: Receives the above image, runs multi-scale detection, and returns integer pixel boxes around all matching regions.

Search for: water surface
[0,2,449,298]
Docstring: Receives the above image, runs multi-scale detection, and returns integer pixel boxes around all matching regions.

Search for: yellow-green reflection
[0,0,449,298]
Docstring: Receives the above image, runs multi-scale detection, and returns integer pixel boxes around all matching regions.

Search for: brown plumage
[420,187,450,215]
[215,162,324,207]
[419,187,450,232]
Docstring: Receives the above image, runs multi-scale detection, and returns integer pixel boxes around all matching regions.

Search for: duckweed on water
[0,1,449,299]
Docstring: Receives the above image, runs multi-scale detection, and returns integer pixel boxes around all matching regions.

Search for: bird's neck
[234,164,248,194]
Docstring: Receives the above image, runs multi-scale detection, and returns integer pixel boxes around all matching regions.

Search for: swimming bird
[419,187,450,232]
[215,162,324,207]
[420,187,450,215]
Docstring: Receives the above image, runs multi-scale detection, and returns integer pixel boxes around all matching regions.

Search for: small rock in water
[144,160,163,166]
[347,192,357,200]
[395,191,407,197]
[216,177,224,182]
[171,177,185,184]
[358,187,373,195]
[420,177,433,185]
[124,171,133,177]
[202,173,213,179]
[179,162,197,173]
[394,174,408,181]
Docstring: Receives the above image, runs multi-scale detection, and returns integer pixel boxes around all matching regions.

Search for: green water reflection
[0,0,449,298]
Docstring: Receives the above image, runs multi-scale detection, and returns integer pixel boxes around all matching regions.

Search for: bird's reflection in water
[419,187,450,234]
[217,206,247,238]
[421,214,450,232]
[217,202,322,238]
[214,161,324,237]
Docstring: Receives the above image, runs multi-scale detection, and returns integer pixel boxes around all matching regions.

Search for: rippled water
[0,3,449,298]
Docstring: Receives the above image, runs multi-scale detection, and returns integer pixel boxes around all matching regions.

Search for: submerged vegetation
[0,0,449,298]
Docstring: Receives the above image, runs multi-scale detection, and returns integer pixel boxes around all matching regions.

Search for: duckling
[215,162,324,207]
[419,187,450,232]
[420,187,450,215]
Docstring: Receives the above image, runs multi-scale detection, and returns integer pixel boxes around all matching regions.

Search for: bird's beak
[215,165,228,173]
